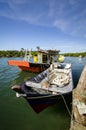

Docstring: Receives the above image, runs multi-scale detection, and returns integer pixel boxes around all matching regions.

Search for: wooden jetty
[69,65,86,130]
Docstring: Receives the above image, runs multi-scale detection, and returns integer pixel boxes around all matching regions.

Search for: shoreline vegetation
[0,50,86,57]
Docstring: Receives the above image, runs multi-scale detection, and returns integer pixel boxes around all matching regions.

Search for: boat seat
[65,64,71,69]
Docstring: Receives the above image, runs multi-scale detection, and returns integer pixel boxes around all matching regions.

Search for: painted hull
[25,92,72,113]
[8,60,49,73]
[13,83,72,113]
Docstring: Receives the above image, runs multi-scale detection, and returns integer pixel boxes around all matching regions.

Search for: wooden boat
[12,62,73,113]
[8,49,60,73]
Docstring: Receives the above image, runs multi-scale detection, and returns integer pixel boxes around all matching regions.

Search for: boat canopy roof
[47,50,60,55]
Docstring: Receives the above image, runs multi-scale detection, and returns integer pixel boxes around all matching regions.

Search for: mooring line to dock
[60,93,74,121]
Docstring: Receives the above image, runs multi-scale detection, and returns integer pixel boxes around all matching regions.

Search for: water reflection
[11,71,37,86]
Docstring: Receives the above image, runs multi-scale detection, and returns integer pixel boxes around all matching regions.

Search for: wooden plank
[69,65,86,130]
[70,122,86,130]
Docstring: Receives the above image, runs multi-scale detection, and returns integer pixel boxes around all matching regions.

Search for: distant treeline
[0,50,37,57]
[0,50,24,57]
[0,50,86,57]
[63,52,86,57]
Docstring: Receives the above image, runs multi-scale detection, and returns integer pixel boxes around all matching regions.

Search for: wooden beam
[70,65,86,130]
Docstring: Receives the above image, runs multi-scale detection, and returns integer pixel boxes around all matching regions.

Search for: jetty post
[70,65,86,130]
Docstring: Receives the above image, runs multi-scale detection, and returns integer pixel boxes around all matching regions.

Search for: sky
[0,0,86,53]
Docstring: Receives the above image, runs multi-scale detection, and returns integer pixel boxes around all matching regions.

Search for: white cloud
[10,0,29,4]
[69,0,77,5]
[53,19,70,31]
[69,0,81,5]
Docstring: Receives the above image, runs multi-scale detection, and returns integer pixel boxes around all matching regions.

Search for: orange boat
[8,49,60,73]
[8,60,50,73]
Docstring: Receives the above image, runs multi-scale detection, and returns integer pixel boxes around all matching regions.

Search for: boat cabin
[24,49,60,64]
[37,51,48,63]
[47,50,60,64]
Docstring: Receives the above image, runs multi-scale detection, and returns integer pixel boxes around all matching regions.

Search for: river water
[0,57,86,130]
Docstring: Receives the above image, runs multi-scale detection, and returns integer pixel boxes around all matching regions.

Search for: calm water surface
[0,57,86,130]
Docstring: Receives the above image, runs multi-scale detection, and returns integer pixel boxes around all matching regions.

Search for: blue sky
[0,0,86,53]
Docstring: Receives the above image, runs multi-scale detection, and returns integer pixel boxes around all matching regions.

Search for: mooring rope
[60,93,74,121]
[61,92,86,128]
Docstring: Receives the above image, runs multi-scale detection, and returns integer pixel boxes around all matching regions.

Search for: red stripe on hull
[28,103,55,113]
[19,66,41,73]
[8,60,41,72]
